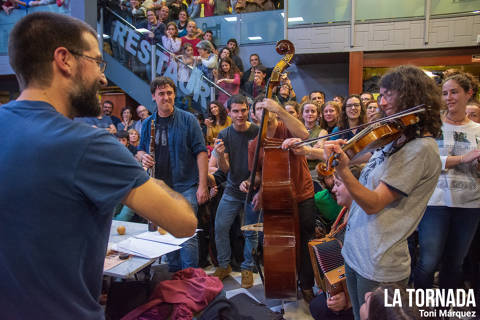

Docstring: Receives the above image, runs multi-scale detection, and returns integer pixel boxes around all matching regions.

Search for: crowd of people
[83,62,480,319]
[103,0,287,106]
[110,0,283,21]
[1,0,64,14]
[2,8,480,320]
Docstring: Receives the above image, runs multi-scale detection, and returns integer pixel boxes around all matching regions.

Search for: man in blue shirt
[102,100,121,128]
[1,12,197,319]
[137,76,209,271]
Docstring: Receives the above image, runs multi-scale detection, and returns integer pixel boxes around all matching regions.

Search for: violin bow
[290,104,426,148]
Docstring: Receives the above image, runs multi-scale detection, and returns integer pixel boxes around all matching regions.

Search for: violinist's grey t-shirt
[342,137,441,282]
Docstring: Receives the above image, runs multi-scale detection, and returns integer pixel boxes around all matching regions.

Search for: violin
[317,108,424,176]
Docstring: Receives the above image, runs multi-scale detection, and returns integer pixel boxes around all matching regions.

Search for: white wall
[289,15,480,53]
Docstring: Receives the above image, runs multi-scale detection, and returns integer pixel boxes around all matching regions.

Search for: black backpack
[199,293,284,320]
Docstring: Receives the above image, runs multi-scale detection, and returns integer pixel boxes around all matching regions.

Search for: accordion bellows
[308,237,348,299]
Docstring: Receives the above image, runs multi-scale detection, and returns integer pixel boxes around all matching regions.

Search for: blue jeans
[167,186,199,272]
[241,202,262,271]
[215,193,260,270]
[414,206,480,289]
[345,263,408,320]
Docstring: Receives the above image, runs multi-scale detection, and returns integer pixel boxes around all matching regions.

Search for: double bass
[245,40,299,299]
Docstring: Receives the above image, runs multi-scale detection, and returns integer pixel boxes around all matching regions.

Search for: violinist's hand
[239,179,250,193]
[323,140,349,172]
[282,138,309,156]
[252,191,262,211]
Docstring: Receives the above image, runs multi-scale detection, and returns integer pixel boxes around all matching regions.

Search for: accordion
[308,207,349,299]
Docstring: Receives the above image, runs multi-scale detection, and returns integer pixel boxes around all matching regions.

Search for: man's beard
[69,75,102,118]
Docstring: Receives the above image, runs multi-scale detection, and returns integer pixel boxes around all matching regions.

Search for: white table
[105,220,157,279]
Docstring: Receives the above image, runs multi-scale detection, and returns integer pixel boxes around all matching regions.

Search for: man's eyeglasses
[69,49,107,72]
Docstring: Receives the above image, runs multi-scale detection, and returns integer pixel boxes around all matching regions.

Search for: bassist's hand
[252,191,262,211]
[239,179,250,193]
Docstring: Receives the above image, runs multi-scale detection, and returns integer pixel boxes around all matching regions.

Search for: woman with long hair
[219,47,232,61]
[205,100,232,145]
[177,42,195,83]
[331,94,366,140]
[323,65,443,319]
[300,100,327,171]
[320,100,341,134]
[415,71,480,291]
[162,21,182,54]
[117,106,136,132]
[214,57,241,106]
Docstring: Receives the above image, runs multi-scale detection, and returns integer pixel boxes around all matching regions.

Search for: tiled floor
[204,266,314,320]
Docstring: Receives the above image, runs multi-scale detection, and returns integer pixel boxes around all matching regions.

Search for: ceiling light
[288,17,304,22]
[248,36,263,41]
[224,17,237,22]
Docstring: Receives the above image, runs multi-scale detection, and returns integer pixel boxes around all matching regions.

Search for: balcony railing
[102,7,232,114]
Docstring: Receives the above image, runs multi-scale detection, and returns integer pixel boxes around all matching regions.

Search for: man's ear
[53,47,75,76]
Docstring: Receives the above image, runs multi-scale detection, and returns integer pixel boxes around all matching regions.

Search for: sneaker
[241,270,254,289]
[212,265,232,280]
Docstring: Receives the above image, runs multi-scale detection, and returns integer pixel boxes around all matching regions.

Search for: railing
[102,6,232,113]
[0,3,71,55]
[287,0,480,26]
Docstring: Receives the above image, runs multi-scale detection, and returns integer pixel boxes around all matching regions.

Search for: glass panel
[195,10,284,45]
[431,0,480,15]
[356,0,425,21]
[0,4,70,55]
[287,0,351,26]
[195,14,239,47]
[240,10,284,44]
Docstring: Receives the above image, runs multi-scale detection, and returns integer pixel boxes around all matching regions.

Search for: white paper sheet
[134,231,194,246]
[113,237,181,259]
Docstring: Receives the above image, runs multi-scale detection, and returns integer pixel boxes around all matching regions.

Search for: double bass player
[240,96,316,302]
